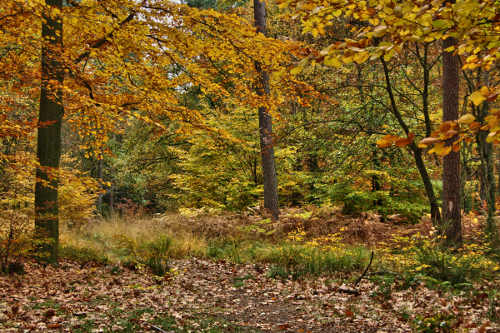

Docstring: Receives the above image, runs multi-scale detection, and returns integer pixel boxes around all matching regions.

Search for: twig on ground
[336,287,360,295]
[151,325,168,333]
[354,250,374,287]
[334,251,374,296]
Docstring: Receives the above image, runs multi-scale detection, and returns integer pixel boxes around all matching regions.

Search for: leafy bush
[0,153,100,269]
[377,196,428,224]
[325,182,427,223]
[0,203,32,274]
[59,172,100,229]
[387,233,499,286]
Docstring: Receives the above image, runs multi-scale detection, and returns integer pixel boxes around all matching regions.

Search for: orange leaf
[47,324,62,329]
[395,133,414,147]
[439,121,455,132]
[376,135,396,148]
[487,92,498,102]
[278,323,290,330]
[469,122,481,130]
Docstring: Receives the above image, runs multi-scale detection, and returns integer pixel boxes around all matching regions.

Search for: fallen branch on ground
[354,250,374,287]
[335,250,374,296]
[151,325,168,333]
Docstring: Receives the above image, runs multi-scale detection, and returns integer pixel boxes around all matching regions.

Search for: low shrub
[206,238,243,263]
[0,206,32,274]
[386,232,499,286]
[328,182,427,223]
[59,244,108,265]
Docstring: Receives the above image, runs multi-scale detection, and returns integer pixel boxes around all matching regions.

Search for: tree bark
[35,0,64,263]
[441,36,462,246]
[253,0,279,220]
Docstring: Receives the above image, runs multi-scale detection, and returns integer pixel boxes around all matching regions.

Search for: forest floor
[0,258,498,332]
[1,208,499,332]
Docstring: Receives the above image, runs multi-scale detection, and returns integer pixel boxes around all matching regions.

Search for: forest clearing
[1,0,500,332]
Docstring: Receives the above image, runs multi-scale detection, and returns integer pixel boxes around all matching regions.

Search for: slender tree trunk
[253,0,279,220]
[496,147,500,195]
[477,104,498,241]
[474,69,497,240]
[109,184,114,218]
[410,144,441,223]
[460,145,469,213]
[97,158,103,214]
[478,158,487,204]
[441,36,462,246]
[415,44,441,222]
[380,58,440,224]
[35,0,64,263]
[418,43,433,138]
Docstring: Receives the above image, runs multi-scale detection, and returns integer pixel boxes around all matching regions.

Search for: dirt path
[0,259,496,332]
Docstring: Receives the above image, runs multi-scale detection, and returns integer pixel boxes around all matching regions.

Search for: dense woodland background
[0,0,499,331]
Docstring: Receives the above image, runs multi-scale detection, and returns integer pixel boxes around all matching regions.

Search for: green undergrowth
[206,238,372,279]
[58,216,499,293]
[60,217,375,279]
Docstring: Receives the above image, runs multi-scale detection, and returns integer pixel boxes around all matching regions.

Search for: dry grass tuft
[60,216,207,263]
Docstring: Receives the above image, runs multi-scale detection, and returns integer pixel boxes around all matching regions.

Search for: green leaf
[432,19,451,29]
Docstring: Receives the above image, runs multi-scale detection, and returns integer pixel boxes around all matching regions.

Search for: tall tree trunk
[253,0,279,220]
[35,0,64,263]
[441,36,462,246]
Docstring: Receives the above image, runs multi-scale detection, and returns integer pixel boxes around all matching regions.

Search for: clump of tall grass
[60,216,207,272]
[261,243,371,278]
[204,237,373,279]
